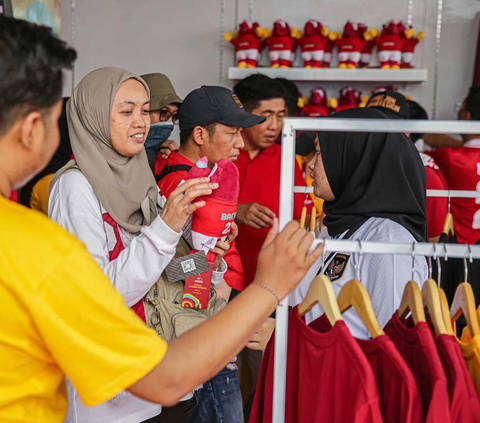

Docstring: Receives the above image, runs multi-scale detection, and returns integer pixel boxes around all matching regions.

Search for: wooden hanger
[421,279,448,337]
[442,213,454,238]
[438,288,455,336]
[298,275,342,325]
[398,281,426,324]
[337,279,384,338]
[450,282,480,337]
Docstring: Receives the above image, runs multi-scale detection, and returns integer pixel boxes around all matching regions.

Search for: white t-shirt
[49,171,226,423]
[290,217,428,340]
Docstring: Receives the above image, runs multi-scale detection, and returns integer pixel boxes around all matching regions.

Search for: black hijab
[19,97,72,207]
[320,108,427,242]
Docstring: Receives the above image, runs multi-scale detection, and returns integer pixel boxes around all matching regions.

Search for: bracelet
[254,281,281,305]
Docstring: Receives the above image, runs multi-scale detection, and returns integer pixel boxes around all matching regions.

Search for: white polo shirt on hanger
[290,217,428,339]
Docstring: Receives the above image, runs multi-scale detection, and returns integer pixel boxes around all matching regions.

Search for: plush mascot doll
[298,19,329,68]
[375,20,406,69]
[224,20,264,68]
[187,157,239,264]
[264,19,301,68]
[322,35,336,68]
[301,88,334,117]
[334,21,372,69]
[329,86,369,112]
[397,21,424,68]
[358,22,376,68]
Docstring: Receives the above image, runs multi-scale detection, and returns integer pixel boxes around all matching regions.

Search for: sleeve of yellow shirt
[31,245,167,407]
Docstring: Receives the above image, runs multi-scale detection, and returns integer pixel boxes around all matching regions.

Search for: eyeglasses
[159,109,178,124]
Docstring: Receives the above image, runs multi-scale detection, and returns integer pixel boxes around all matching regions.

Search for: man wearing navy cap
[155,85,265,423]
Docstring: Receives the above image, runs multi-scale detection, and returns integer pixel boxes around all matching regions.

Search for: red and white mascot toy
[359,22,376,68]
[187,157,239,265]
[375,20,405,69]
[224,20,264,68]
[322,35,336,68]
[301,88,333,117]
[397,21,424,68]
[264,19,301,68]
[334,21,372,69]
[298,19,329,68]
[330,86,368,112]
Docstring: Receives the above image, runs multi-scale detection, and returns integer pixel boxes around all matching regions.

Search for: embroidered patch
[325,253,350,282]
[232,94,244,108]
[367,94,401,112]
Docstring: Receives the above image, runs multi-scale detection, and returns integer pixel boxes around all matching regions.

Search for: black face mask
[319,107,427,242]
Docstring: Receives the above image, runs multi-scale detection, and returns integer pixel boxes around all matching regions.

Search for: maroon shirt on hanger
[384,313,451,423]
[436,334,480,423]
[249,307,383,423]
[309,314,423,423]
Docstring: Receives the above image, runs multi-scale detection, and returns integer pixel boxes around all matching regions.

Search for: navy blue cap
[179,85,265,131]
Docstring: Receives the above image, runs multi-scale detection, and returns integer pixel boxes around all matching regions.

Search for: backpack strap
[155,164,193,183]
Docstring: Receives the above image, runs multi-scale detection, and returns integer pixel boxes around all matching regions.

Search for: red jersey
[420,153,448,238]
[235,144,306,287]
[230,33,263,52]
[336,37,365,53]
[310,314,422,423]
[384,314,451,423]
[250,307,383,423]
[376,35,405,51]
[429,140,480,244]
[298,35,327,52]
[265,35,295,51]
[436,335,480,423]
[156,151,245,291]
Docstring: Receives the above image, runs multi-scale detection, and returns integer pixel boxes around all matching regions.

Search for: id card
[182,263,213,309]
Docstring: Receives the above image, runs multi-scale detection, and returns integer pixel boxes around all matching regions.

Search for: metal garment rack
[273,118,480,423]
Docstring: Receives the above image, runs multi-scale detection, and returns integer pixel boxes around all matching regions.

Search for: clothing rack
[273,118,480,423]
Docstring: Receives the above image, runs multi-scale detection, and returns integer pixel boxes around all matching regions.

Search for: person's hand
[211,222,238,269]
[161,178,218,233]
[254,219,323,301]
[236,203,276,229]
[246,317,275,351]
[159,140,179,160]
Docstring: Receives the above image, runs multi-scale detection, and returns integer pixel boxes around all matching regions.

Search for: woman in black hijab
[292,107,429,338]
[18,97,72,212]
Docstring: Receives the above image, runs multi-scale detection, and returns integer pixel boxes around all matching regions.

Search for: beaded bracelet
[254,281,281,305]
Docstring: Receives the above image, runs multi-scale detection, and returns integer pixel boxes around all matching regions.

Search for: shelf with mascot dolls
[299,87,335,117]
[298,19,329,68]
[328,86,369,112]
[263,19,301,68]
[224,19,264,68]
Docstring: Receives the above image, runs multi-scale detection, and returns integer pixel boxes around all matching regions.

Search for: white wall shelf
[228,67,428,83]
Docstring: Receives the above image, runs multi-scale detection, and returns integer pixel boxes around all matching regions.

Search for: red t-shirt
[235,144,306,287]
[384,314,451,423]
[420,153,448,238]
[429,141,480,244]
[250,307,383,423]
[310,314,423,423]
[156,151,245,291]
[436,335,480,423]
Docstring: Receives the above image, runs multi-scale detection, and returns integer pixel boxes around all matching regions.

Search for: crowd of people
[2,14,480,423]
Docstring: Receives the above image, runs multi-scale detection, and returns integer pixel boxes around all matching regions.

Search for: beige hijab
[51,67,159,233]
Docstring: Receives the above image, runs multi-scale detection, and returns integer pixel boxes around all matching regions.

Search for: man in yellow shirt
[0,16,322,423]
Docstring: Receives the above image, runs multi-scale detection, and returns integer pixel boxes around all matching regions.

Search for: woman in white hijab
[49,67,226,423]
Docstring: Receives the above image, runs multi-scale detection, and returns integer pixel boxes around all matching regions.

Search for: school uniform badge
[326,253,350,282]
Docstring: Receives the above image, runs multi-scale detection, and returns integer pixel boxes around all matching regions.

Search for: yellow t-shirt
[0,196,167,423]
[457,334,480,399]
[30,173,54,215]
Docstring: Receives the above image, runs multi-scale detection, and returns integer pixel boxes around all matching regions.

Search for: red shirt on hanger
[436,334,480,423]
[235,144,306,287]
[310,314,423,423]
[250,307,383,423]
[429,141,480,244]
[155,151,245,291]
[384,313,451,423]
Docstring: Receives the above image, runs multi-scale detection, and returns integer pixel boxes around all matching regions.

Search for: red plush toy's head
[372,85,398,95]
[309,88,328,107]
[239,19,260,36]
[384,20,400,36]
[343,21,360,39]
[273,19,290,37]
[187,157,239,203]
[304,19,322,37]
[358,22,368,37]
[337,86,361,110]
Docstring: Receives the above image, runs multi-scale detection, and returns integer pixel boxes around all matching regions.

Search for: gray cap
[140,73,183,111]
